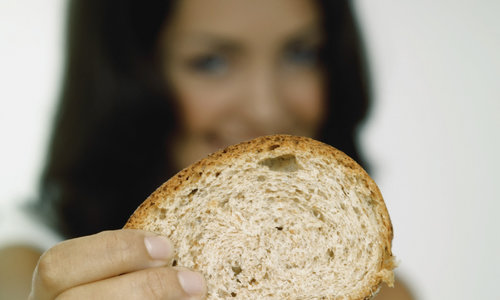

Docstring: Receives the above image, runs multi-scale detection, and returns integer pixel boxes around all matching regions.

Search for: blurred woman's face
[161,0,326,168]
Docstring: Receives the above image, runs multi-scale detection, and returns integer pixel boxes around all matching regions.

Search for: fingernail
[177,270,205,296]
[144,236,173,260]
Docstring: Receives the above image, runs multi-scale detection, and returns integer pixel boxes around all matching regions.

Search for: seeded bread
[125,135,395,299]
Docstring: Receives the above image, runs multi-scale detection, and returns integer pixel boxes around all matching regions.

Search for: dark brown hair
[38,0,371,238]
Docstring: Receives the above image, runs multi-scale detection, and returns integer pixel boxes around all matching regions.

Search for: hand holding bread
[29,229,206,299]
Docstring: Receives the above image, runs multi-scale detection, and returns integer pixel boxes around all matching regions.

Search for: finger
[55,267,207,300]
[31,229,173,300]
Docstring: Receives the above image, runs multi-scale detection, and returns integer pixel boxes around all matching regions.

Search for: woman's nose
[240,67,288,131]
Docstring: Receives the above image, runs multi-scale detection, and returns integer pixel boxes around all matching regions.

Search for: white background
[1,1,499,299]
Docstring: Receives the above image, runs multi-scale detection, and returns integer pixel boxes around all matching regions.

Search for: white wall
[0,0,65,206]
[355,0,500,299]
[1,1,499,299]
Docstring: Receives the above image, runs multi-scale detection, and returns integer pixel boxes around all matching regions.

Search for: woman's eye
[283,44,320,67]
[188,54,228,75]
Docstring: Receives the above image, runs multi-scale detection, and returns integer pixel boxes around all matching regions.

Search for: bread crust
[125,135,394,299]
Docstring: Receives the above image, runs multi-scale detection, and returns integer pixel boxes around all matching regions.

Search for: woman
[0,0,413,299]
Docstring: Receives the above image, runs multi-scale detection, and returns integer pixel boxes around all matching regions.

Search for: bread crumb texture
[125,135,395,299]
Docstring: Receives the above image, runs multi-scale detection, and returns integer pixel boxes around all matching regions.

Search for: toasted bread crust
[125,135,394,299]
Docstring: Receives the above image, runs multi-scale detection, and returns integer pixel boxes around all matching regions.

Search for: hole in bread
[268,144,280,150]
[188,188,198,196]
[220,198,229,207]
[172,260,177,266]
[159,208,167,220]
[231,292,237,297]
[232,265,242,276]
[353,206,360,215]
[259,154,299,172]
[257,175,266,182]
[341,185,348,196]
[275,226,283,231]
[328,249,335,259]
[312,208,325,222]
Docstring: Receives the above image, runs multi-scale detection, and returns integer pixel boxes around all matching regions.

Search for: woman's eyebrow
[174,23,323,53]
[283,24,324,44]
[181,34,244,53]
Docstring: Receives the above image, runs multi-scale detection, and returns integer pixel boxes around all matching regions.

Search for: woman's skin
[0,0,415,299]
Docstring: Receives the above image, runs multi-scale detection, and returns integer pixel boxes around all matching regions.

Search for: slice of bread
[125,135,395,299]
